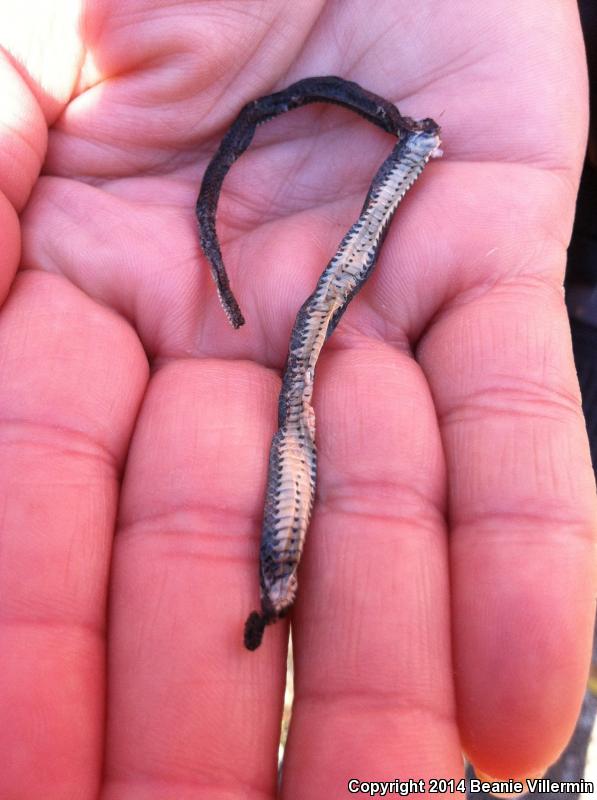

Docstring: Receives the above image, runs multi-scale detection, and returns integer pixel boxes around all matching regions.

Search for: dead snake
[196,76,441,649]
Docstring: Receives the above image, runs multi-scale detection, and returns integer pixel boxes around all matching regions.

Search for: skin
[0,0,594,797]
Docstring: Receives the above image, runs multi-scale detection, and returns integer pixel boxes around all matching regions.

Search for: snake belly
[244,126,441,649]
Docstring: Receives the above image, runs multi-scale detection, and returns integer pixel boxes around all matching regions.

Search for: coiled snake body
[196,77,441,649]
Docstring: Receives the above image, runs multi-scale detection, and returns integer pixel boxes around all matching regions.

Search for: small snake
[196,76,441,650]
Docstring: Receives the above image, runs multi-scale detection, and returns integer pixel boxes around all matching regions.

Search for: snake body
[196,77,440,649]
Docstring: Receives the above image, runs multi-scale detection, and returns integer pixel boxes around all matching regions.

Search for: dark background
[567,0,597,471]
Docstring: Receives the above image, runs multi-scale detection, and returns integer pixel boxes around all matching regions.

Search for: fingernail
[473,769,547,797]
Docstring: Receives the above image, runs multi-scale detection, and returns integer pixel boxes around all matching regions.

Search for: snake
[196,76,441,650]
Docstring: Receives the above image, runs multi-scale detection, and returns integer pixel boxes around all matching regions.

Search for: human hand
[0,1,595,797]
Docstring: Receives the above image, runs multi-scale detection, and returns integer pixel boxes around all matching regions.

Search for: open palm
[1,1,595,797]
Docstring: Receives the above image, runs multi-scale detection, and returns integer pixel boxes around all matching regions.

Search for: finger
[0,3,85,307]
[282,344,463,798]
[0,1,83,219]
[102,359,287,800]
[417,281,597,778]
[0,53,45,303]
[0,271,147,798]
